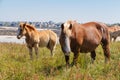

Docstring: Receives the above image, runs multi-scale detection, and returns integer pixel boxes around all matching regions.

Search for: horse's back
[49,30,57,42]
[82,22,109,40]
[74,22,106,42]
[38,30,57,47]
[71,22,109,52]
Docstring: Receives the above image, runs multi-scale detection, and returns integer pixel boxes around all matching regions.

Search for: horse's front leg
[72,51,79,66]
[64,52,70,67]
[65,55,70,67]
[34,44,39,59]
[28,46,33,60]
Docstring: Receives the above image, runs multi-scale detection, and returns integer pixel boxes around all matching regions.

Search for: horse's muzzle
[17,35,21,39]
[62,47,71,54]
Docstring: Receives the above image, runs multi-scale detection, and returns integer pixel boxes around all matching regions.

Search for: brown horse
[17,22,57,59]
[59,20,110,66]
[108,25,120,41]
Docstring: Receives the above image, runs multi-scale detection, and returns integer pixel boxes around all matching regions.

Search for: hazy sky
[0,0,120,23]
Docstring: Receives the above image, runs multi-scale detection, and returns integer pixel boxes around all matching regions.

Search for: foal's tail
[49,30,57,46]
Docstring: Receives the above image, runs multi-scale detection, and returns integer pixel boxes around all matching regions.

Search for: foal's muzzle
[17,35,21,39]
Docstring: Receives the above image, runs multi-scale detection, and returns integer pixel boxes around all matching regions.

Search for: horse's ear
[69,24,72,30]
[23,22,27,29]
[23,22,27,27]
[61,24,64,30]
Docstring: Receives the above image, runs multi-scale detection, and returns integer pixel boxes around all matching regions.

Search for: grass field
[0,42,120,80]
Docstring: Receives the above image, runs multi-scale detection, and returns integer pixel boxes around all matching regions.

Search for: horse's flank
[38,30,57,47]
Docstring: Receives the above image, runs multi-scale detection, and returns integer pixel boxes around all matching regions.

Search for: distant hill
[0,21,120,29]
[0,21,62,29]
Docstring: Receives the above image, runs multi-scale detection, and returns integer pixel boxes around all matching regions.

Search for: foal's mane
[25,23,37,31]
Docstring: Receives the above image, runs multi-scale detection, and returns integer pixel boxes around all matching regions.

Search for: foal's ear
[69,24,72,30]
[61,23,64,30]
[23,22,27,27]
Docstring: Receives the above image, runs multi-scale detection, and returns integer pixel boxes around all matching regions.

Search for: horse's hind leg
[50,44,56,57]
[47,40,56,57]
[52,43,56,56]
[90,50,96,63]
[113,37,117,42]
[101,40,110,63]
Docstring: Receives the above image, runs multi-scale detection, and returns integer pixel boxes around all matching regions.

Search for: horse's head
[59,20,74,55]
[17,22,27,39]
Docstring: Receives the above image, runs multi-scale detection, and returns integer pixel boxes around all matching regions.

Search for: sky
[0,0,120,23]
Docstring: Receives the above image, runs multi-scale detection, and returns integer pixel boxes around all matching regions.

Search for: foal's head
[17,22,27,39]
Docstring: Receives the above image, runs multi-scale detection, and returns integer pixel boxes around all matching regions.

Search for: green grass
[0,42,120,80]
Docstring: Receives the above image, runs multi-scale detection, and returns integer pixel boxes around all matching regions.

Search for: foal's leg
[47,40,56,57]
[101,40,110,63]
[28,46,33,60]
[50,44,56,57]
[90,50,96,63]
[34,44,39,59]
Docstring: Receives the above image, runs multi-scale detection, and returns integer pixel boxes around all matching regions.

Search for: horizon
[0,0,120,23]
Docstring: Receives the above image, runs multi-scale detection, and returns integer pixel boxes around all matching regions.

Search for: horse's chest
[25,38,35,47]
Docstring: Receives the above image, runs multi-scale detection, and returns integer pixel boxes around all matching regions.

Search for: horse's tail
[49,30,57,45]
[47,30,57,56]
[96,22,110,62]
[97,22,110,44]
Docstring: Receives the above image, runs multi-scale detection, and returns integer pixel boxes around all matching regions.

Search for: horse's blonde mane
[25,23,36,31]
[19,22,36,31]
[66,20,77,24]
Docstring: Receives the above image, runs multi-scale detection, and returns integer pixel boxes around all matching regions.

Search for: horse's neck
[25,27,39,41]
[25,27,35,39]
[25,33,31,39]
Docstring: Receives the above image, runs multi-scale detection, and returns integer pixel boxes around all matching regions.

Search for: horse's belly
[39,38,49,47]
[39,43,48,47]
[80,47,96,53]
[80,37,101,53]
[80,44,99,53]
